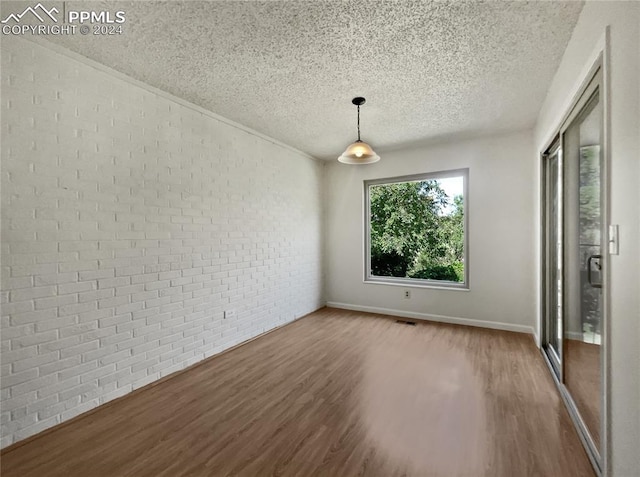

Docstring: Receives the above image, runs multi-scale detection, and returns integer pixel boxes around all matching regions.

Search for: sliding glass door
[563,85,603,455]
[541,67,605,473]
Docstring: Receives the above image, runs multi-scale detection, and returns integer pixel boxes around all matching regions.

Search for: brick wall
[0,37,324,447]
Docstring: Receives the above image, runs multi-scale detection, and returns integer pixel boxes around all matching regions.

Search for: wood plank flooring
[1,308,595,476]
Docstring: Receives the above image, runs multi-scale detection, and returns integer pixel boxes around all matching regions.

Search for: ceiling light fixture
[338,97,380,164]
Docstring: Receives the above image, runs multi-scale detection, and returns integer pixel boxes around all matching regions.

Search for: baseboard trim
[533,331,541,348]
[326,302,535,336]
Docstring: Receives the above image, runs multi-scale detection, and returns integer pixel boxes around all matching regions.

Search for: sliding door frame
[539,46,610,477]
[541,138,563,378]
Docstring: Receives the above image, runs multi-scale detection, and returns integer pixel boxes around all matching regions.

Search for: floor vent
[396,320,417,326]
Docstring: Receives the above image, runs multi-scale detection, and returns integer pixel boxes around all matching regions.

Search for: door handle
[587,254,602,289]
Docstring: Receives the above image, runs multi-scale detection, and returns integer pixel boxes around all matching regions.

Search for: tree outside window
[365,170,467,288]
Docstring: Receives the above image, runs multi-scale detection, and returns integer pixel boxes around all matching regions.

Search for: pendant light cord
[357,104,361,141]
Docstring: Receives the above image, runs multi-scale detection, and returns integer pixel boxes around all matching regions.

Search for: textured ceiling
[4,1,583,159]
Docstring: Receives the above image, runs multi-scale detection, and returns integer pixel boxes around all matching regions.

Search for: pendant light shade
[338,140,380,164]
[338,97,380,164]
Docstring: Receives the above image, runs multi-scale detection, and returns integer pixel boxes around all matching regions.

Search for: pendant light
[338,97,380,164]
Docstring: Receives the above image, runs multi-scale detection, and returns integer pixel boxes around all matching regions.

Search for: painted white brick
[132,372,160,391]
[117,369,148,387]
[38,335,81,353]
[79,364,116,383]
[81,327,115,342]
[2,413,38,444]
[1,369,39,388]
[78,269,114,281]
[34,294,77,311]
[12,374,58,397]
[115,301,144,315]
[10,286,56,303]
[1,36,323,448]
[77,308,112,324]
[34,272,78,286]
[98,385,131,404]
[1,276,34,291]
[36,377,81,399]
[37,397,80,421]
[60,340,99,359]
[98,349,131,366]
[97,368,130,387]
[58,261,99,273]
[11,330,58,349]
[78,288,114,304]
[39,356,83,377]
[58,301,98,316]
[59,322,99,339]
[57,280,96,295]
[115,353,146,371]
[58,383,98,402]
[36,252,79,265]
[35,315,77,333]
[58,241,99,253]
[0,324,35,341]
[81,344,117,364]
[58,361,98,381]
[26,394,59,415]
[100,331,133,347]
[97,277,130,289]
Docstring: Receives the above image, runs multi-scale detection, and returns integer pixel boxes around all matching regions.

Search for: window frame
[363,168,469,290]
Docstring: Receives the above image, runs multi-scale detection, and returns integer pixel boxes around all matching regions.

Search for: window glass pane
[368,173,465,285]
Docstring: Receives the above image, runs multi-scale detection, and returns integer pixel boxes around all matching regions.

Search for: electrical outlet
[224,310,236,319]
[404,290,411,299]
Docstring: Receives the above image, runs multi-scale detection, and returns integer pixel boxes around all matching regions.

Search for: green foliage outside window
[369,179,465,283]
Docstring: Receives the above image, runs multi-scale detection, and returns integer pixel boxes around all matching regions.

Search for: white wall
[324,130,537,334]
[534,2,640,475]
[0,37,324,448]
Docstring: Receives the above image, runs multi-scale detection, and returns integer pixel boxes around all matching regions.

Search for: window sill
[364,277,470,292]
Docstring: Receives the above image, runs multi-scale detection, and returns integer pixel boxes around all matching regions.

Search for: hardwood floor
[1,308,594,476]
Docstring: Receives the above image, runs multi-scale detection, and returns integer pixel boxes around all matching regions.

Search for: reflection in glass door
[563,87,603,454]
[541,67,604,473]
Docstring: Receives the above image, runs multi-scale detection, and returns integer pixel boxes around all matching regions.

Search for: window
[364,169,468,289]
